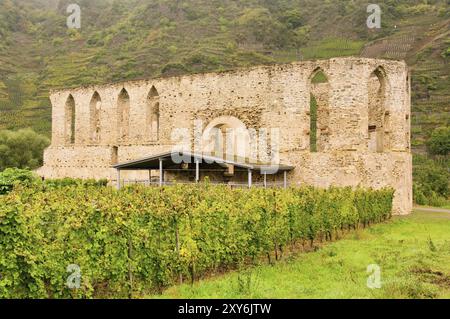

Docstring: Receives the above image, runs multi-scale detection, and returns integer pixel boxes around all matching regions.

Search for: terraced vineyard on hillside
[0,0,448,152]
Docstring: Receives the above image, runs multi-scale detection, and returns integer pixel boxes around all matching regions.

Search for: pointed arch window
[89,92,102,144]
[368,67,388,152]
[309,68,330,152]
[147,86,160,141]
[117,88,130,142]
[65,94,76,145]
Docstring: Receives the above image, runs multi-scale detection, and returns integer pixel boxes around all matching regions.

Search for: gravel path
[414,206,450,214]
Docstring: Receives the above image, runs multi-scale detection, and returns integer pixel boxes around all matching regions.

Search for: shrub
[0,170,107,195]
[0,129,50,171]
[413,155,449,206]
[161,63,188,76]
[234,7,288,49]
[0,167,41,194]
[426,126,450,156]
[0,183,393,298]
[43,178,108,189]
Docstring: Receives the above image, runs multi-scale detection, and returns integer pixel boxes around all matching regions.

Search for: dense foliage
[0,129,50,171]
[0,168,108,194]
[0,168,40,194]
[413,154,449,207]
[426,126,450,156]
[0,183,393,298]
[43,177,109,189]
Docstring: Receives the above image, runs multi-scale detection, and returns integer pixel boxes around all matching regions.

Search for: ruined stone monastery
[38,57,412,215]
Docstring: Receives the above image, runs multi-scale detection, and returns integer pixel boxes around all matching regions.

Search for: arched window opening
[65,94,76,145]
[311,71,328,84]
[147,86,160,141]
[117,88,130,142]
[309,68,330,152]
[89,92,102,144]
[368,67,388,152]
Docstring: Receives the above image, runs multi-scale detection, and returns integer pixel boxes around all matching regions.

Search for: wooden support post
[284,171,287,189]
[263,172,267,188]
[117,169,121,190]
[159,159,163,187]
[147,170,151,186]
[248,169,252,188]
[195,159,200,183]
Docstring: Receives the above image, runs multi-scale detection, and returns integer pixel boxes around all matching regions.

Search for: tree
[413,154,449,206]
[0,129,50,171]
[279,9,305,29]
[427,126,450,156]
[292,25,310,50]
[235,7,287,48]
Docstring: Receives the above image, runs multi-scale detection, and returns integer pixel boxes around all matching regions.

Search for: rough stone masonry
[37,57,413,215]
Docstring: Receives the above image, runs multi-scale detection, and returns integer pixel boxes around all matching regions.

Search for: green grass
[153,211,450,299]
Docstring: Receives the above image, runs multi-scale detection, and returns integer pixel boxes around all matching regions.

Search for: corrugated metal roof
[113,151,294,173]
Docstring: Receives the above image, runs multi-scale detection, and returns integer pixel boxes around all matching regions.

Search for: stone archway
[202,116,250,161]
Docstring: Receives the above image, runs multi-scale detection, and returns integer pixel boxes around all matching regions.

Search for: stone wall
[38,57,412,215]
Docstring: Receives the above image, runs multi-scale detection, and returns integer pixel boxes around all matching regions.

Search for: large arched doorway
[202,116,250,162]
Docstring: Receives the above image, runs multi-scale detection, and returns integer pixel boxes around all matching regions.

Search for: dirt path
[414,206,450,214]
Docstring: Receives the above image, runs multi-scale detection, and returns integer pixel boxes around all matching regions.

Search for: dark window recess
[111,146,119,165]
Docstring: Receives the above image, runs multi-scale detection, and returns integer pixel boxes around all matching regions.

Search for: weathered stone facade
[38,57,413,215]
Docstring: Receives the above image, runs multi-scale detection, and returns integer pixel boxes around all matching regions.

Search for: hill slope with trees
[0,0,448,146]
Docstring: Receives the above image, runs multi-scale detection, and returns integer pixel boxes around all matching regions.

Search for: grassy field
[155,210,450,299]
